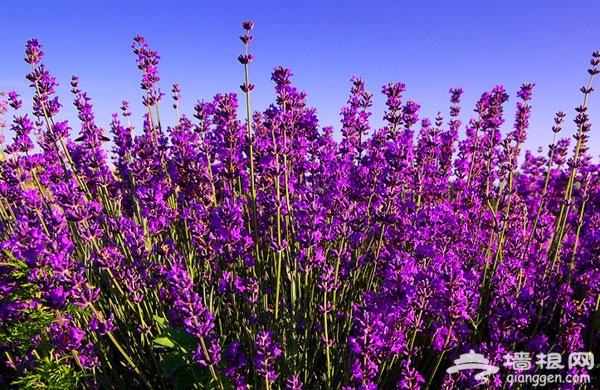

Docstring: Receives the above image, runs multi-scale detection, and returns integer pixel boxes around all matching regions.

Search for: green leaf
[173,366,233,389]
[153,314,169,329]
[173,364,201,390]
[153,327,199,352]
[154,335,176,349]
[159,351,186,378]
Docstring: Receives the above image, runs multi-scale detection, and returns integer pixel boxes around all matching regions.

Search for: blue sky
[1,1,599,159]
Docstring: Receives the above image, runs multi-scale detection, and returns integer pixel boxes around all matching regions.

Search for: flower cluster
[0,23,599,389]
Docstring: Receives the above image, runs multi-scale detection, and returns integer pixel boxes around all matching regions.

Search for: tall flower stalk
[1,26,599,390]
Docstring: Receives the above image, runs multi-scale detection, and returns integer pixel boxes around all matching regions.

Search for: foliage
[1,22,599,389]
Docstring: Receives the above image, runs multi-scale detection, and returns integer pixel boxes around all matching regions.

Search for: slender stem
[90,304,153,389]
[425,326,453,389]
[522,129,559,260]
[547,72,595,276]
[323,291,332,388]
[242,36,258,241]
[198,337,225,390]
[569,174,590,280]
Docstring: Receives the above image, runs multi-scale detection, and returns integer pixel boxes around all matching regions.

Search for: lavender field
[1,21,600,389]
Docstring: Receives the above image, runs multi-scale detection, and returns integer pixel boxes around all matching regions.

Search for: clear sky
[1,1,599,160]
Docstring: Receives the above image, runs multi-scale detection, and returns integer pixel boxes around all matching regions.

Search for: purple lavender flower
[224,341,249,389]
[254,330,282,383]
[286,374,303,390]
[164,260,221,367]
[3,30,600,390]
[397,359,425,390]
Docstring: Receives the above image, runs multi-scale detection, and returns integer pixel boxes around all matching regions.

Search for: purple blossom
[254,330,282,382]
[1,31,599,390]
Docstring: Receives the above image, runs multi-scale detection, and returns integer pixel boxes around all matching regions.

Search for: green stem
[323,291,332,388]
[547,72,596,275]
[522,130,558,260]
[425,326,454,389]
[91,305,153,389]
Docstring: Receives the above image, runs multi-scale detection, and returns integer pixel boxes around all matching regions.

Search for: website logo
[446,349,500,385]
[446,350,593,387]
